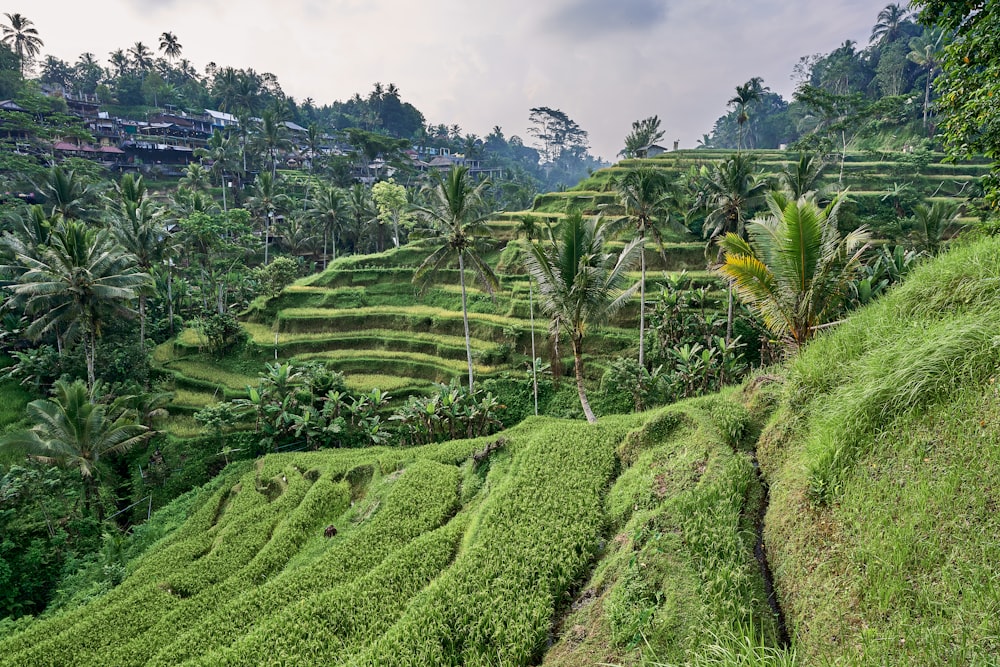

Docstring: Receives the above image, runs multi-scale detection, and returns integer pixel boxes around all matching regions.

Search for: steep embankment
[758,234,1000,664]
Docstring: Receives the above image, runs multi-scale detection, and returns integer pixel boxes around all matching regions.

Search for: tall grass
[759,235,1000,664]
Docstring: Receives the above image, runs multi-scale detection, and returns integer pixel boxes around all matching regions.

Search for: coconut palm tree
[303,123,324,205]
[348,183,378,253]
[413,166,499,392]
[908,28,945,129]
[610,167,681,368]
[780,152,826,199]
[158,31,182,61]
[37,166,96,221]
[108,174,164,346]
[0,379,149,519]
[1,13,43,77]
[255,109,291,179]
[308,184,350,268]
[196,129,238,212]
[728,77,765,151]
[247,171,289,264]
[178,163,209,192]
[908,200,960,256]
[716,192,870,349]
[8,220,146,387]
[128,41,153,73]
[108,49,128,78]
[0,204,55,271]
[698,153,770,341]
[526,212,641,423]
[516,215,540,415]
[870,3,912,47]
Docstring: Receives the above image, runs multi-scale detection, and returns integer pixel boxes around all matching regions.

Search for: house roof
[205,109,238,123]
[284,121,307,132]
[0,100,26,112]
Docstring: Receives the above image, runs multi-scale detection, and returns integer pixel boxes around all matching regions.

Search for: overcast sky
[23,0,890,160]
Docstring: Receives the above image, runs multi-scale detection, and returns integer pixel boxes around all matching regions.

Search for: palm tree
[517,216,540,415]
[109,174,164,346]
[303,124,323,205]
[255,109,291,179]
[108,49,128,78]
[716,192,870,349]
[908,28,945,130]
[158,31,182,60]
[870,3,912,47]
[525,212,642,423]
[348,183,377,253]
[0,379,149,519]
[908,200,960,256]
[698,153,770,341]
[128,41,153,73]
[279,213,317,257]
[610,167,672,368]
[196,129,237,212]
[37,166,95,221]
[0,204,55,271]
[780,152,826,199]
[178,163,209,192]
[728,77,764,151]
[620,115,666,158]
[8,220,146,387]
[413,166,499,392]
[308,184,350,268]
[1,13,43,77]
[247,171,289,264]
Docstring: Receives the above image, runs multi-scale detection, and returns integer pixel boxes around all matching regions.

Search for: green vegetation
[2,5,1000,664]
[756,234,1000,664]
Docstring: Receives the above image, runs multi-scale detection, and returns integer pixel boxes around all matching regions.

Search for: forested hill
[698,5,945,154]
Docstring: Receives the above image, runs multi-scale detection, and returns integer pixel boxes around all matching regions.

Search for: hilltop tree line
[0,13,605,197]
[700,4,947,153]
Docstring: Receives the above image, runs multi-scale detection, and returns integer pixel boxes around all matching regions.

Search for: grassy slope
[0,395,778,665]
[759,234,1000,664]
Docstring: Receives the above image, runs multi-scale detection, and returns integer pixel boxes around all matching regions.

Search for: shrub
[196,313,248,358]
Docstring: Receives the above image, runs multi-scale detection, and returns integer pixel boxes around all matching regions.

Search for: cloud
[542,0,669,38]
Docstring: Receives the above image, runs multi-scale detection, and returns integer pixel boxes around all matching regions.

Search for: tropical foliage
[716,192,871,347]
[525,211,641,422]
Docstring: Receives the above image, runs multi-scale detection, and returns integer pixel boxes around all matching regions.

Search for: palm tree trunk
[639,236,646,368]
[529,276,538,417]
[840,130,847,185]
[459,253,474,392]
[572,335,596,423]
[221,174,228,213]
[86,328,96,388]
[323,228,328,270]
[923,71,931,129]
[726,285,734,344]
[167,261,174,335]
[139,293,146,347]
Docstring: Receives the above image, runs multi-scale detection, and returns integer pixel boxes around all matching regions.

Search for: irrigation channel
[751,453,790,648]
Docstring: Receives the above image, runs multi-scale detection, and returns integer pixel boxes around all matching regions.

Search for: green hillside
[158,149,985,419]
[5,235,999,664]
[158,237,715,417]
[533,149,990,234]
